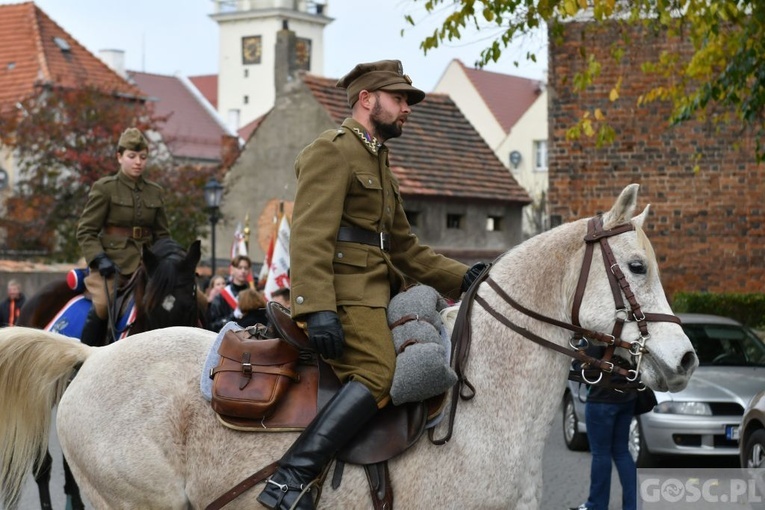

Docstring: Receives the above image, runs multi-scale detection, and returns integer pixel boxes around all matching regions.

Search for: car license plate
[726,424,740,441]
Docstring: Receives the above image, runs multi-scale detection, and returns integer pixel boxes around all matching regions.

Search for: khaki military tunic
[290,118,468,403]
[76,171,170,316]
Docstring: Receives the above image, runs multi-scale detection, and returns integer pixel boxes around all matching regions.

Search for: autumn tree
[408,0,765,160]
[0,85,215,261]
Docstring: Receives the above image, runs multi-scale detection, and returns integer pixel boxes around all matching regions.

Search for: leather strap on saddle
[204,462,278,510]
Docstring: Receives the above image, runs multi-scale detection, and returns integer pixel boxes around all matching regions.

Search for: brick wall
[548,21,765,299]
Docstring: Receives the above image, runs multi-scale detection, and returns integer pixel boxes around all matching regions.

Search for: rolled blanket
[387,285,458,405]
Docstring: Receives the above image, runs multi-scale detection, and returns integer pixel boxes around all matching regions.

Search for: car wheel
[630,416,657,468]
[563,392,589,451]
[742,429,765,468]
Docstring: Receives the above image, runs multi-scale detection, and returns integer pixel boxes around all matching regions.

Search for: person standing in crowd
[206,275,227,303]
[76,127,170,346]
[0,279,26,327]
[236,288,269,328]
[570,346,637,510]
[207,255,252,331]
[269,287,291,310]
[257,59,487,510]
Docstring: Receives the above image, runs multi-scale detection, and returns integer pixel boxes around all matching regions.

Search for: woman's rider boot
[80,308,108,347]
[257,380,379,510]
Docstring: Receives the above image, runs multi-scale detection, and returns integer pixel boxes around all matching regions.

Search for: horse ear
[143,244,159,273]
[186,240,202,266]
[632,204,651,229]
[602,183,639,229]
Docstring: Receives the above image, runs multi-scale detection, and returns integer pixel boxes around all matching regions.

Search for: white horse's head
[575,184,697,392]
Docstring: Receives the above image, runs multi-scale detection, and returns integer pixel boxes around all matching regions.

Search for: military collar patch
[351,127,381,155]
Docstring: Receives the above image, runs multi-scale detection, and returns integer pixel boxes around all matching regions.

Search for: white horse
[0,184,697,509]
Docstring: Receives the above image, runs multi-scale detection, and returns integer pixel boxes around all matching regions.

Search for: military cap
[336,59,425,107]
[117,128,149,151]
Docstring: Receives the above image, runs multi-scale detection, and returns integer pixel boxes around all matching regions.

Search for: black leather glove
[92,252,117,278]
[306,311,345,359]
[461,262,488,292]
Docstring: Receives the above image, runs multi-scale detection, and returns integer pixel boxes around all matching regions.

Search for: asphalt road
[12,405,738,510]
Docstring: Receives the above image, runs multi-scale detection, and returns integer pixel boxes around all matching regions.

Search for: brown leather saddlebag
[211,329,300,419]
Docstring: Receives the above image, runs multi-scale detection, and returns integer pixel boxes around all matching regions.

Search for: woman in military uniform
[76,127,170,346]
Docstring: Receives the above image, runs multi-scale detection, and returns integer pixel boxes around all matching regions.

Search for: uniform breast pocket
[109,195,134,223]
[143,197,164,223]
[347,172,382,222]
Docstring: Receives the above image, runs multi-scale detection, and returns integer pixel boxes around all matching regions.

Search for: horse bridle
[430,215,681,445]
[477,215,681,384]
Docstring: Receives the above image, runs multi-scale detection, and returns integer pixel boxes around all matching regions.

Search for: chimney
[274,20,298,95]
[99,49,126,78]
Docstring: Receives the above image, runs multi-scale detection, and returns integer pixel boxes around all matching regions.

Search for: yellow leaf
[609,87,619,101]
[594,108,604,120]
[583,119,594,137]
[563,0,578,16]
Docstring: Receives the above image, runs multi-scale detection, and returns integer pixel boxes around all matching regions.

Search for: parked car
[562,313,765,467]
[740,389,765,468]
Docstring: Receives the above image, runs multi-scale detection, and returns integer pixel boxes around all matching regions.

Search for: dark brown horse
[16,237,204,510]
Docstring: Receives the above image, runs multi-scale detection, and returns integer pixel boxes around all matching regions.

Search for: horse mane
[140,238,189,312]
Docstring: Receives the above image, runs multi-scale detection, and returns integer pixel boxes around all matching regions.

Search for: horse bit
[475,215,682,388]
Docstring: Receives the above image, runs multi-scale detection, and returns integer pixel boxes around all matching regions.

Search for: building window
[243,95,249,104]
[405,210,420,227]
[244,69,249,78]
[534,140,548,171]
[486,215,503,231]
[447,214,463,229]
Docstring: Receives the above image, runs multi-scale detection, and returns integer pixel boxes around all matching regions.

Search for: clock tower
[211,0,332,132]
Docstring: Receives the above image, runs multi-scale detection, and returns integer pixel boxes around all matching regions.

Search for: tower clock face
[242,36,262,65]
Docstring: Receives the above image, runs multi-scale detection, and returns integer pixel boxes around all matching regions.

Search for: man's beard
[371,101,403,141]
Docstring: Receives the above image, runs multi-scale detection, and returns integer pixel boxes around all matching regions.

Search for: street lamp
[203,177,224,277]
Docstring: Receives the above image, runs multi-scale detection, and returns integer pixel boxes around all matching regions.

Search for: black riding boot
[257,381,379,510]
[80,308,108,347]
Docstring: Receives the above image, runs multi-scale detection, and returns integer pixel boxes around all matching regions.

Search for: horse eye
[628,261,647,275]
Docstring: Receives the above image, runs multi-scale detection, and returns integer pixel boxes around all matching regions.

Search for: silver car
[562,313,765,467]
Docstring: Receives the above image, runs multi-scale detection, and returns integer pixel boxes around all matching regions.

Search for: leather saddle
[218,301,443,466]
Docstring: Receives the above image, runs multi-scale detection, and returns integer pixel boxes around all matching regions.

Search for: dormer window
[53,37,71,52]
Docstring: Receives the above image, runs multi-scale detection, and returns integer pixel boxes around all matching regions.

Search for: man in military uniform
[76,127,170,346]
[258,60,487,510]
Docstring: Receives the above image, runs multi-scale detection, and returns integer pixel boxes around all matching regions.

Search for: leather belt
[337,227,390,252]
[103,225,153,239]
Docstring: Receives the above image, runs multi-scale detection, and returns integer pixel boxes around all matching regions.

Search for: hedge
[672,292,765,329]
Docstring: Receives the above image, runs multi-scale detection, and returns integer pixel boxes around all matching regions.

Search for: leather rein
[432,216,681,445]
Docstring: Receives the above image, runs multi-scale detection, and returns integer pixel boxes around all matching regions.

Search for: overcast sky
[29,0,547,91]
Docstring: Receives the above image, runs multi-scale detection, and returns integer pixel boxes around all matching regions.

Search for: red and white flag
[257,225,275,289]
[264,214,290,300]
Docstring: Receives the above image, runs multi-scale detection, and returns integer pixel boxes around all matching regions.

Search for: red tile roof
[238,113,267,142]
[0,2,142,109]
[189,74,218,109]
[130,71,231,163]
[302,73,531,204]
[456,59,542,133]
